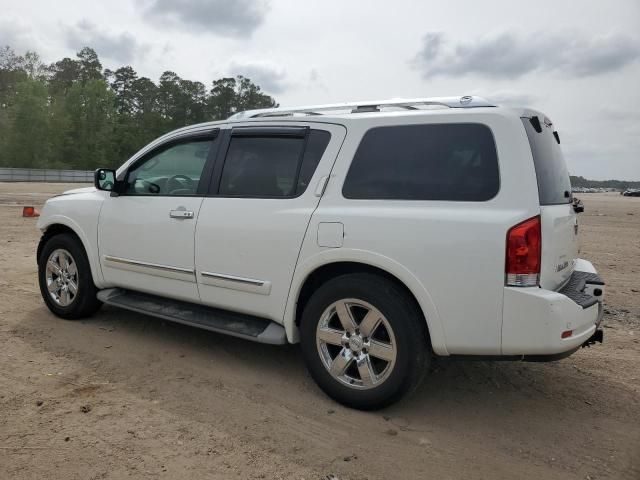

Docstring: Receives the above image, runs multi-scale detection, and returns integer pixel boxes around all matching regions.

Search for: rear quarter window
[521,118,571,205]
[342,123,499,201]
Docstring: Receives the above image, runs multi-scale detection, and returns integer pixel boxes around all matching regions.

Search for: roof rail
[228,96,496,120]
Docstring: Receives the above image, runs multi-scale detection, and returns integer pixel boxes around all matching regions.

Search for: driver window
[124,139,211,196]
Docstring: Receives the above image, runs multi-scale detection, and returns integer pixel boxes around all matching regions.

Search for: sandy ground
[0,183,639,480]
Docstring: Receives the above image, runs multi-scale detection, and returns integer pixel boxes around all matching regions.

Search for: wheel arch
[284,251,448,355]
[37,218,104,287]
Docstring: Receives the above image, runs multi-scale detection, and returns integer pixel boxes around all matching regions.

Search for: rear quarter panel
[288,110,541,355]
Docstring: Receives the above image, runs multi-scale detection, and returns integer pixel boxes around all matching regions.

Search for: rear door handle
[169,209,194,219]
[315,175,329,197]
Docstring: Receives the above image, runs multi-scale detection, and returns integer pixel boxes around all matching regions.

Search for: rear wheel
[38,233,101,319]
[300,273,429,410]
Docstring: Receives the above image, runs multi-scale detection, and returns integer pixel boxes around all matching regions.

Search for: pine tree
[0,45,279,169]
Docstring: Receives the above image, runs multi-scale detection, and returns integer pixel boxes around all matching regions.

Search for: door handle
[315,175,329,197]
[169,209,194,219]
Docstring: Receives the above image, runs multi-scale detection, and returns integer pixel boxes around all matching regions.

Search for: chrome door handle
[169,209,194,219]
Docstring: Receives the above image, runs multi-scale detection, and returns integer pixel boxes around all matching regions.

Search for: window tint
[343,123,499,201]
[521,118,571,205]
[219,130,331,197]
[125,139,211,196]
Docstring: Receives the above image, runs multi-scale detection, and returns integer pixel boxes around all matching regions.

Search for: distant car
[36,96,605,409]
[622,189,640,197]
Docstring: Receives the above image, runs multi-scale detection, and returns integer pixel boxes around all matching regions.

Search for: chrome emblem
[348,335,364,352]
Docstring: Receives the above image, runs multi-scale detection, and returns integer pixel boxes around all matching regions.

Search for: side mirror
[94,168,116,192]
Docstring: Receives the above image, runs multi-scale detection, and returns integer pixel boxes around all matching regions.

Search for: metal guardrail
[0,168,93,182]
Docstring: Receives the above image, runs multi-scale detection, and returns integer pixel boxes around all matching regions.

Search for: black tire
[38,233,102,319]
[300,273,429,410]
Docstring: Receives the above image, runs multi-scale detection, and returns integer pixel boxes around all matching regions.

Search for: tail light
[505,216,541,287]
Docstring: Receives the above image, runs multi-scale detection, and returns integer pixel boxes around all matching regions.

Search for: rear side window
[521,118,571,205]
[342,123,499,201]
[218,130,331,198]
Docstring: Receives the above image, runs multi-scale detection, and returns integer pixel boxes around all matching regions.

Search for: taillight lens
[505,216,541,287]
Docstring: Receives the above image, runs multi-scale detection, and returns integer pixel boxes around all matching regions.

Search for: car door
[99,130,220,303]
[195,123,346,321]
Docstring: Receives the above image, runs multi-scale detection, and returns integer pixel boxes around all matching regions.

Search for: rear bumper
[501,259,604,355]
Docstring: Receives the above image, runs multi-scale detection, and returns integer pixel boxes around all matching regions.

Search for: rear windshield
[521,118,571,205]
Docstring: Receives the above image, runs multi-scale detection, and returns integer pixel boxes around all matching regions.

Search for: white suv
[37,96,605,409]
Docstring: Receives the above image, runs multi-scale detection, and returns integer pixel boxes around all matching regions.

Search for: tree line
[0,46,277,170]
[570,176,640,190]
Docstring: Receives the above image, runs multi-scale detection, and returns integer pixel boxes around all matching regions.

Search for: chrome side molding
[200,271,265,286]
[199,271,272,295]
[103,255,196,282]
[102,256,271,293]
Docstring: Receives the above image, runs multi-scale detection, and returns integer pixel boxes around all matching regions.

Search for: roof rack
[228,95,496,120]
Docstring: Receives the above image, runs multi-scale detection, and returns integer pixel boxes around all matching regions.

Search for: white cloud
[141,0,270,37]
[0,16,41,53]
[63,20,149,64]
[229,60,289,94]
[414,30,640,78]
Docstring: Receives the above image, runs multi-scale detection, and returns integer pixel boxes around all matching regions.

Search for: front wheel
[300,273,429,410]
[38,233,102,319]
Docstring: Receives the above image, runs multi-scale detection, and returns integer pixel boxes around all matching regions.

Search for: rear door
[521,116,578,290]
[194,123,346,321]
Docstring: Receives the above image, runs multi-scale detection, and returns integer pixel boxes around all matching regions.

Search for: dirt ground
[0,183,638,480]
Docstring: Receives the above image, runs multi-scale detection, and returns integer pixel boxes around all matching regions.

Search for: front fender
[37,193,107,288]
[283,248,449,355]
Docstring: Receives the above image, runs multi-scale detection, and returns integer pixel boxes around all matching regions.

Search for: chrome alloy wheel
[316,299,397,390]
[45,248,78,307]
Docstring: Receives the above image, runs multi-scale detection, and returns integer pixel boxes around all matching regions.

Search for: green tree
[77,47,103,83]
[110,66,138,115]
[21,51,48,80]
[47,94,72,168]
[48,57,81,96]
[130,76,164,150]
[208,77,238,120]
[0,45,280,170]
[62,79,116,169]
[181,79,208,124]
[2,78,49,167]
[208,76,277,120]
[108,66,142,162]
[157,70,181,126]
[235,75,277,112]
[0,47,29,159]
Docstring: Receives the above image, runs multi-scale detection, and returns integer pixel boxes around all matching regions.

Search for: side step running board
[96,288,287,345]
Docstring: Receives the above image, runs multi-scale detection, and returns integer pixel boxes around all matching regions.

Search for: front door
[99,132,218,302]
[195,123,346,321]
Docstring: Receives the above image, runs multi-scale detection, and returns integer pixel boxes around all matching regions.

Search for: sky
[1,0,639,180]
